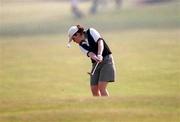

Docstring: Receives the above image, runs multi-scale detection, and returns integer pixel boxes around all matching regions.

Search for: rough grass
[0,96,179,122]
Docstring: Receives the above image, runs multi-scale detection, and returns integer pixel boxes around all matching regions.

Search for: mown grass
[0,1,180,122]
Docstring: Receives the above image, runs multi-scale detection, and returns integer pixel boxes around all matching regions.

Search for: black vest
[79,29,112,63]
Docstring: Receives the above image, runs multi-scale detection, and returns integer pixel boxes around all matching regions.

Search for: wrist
[97,54,102,56]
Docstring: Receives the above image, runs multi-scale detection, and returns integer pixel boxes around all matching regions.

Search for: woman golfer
[67,25,116,96]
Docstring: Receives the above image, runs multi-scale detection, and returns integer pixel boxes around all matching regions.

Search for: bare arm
[97,39,104,62]
[97,39,104,56]
[88,52,99,62]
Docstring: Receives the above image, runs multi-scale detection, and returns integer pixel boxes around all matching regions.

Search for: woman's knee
[98,81,108,90]
[98,81,109,96]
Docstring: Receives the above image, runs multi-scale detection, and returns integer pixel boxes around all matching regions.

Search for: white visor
[68,26,78,44]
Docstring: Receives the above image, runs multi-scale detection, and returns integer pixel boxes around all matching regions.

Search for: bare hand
[97,55,103,62]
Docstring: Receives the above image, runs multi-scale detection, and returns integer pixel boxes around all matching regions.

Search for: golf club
[87,62,99,76]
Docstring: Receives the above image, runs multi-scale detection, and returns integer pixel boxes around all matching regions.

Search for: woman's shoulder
[89,28,98,32]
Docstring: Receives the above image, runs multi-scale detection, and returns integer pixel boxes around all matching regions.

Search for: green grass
[0,96,179,122]
[0,1,180,122]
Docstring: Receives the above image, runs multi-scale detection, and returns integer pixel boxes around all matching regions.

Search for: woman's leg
[91,85,101,96]
[98,81,109,96]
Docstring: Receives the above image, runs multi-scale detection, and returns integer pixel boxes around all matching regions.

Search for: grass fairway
[0,1,180,122]
[0,96,179,122]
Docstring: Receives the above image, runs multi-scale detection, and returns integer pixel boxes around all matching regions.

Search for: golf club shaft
[91,62,99,75]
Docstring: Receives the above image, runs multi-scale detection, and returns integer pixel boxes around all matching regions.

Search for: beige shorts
[90,54,116,85]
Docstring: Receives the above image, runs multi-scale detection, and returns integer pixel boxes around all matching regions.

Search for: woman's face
[72,32,82,44]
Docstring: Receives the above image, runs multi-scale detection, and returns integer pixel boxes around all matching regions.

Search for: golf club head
[87,72,92,76]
